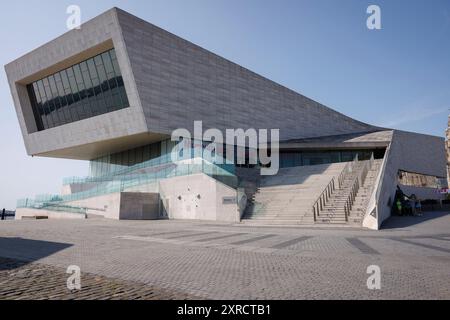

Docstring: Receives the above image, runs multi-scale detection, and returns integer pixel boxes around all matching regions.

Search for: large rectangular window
[26,48,129,131]
[398,170,441,189]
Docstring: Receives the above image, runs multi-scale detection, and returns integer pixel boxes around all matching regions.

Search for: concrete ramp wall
[15,208,86,220]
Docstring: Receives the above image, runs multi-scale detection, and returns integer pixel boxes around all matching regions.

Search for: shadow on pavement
[0,237,72,271]
[381,211,450,230]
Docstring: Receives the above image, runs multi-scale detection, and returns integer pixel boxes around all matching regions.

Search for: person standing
[415,200,422,216]
[410,194,417,216]
[396,199,403,215]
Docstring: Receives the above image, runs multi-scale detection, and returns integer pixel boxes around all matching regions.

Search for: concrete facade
[159,173,240,222]
[15,191,160,220]
[363,130,446,229]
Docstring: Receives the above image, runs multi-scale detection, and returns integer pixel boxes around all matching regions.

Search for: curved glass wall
[26,48,129,131]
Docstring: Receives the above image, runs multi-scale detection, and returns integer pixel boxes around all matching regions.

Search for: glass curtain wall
[26,48,129,131]
[279,150,379,168]
[91,142,385,177]
[89,139,237,177]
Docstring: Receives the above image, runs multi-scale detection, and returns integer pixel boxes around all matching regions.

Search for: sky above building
[1,0,449,209]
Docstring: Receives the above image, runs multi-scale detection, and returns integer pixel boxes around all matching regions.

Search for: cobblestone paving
[0,257,200,300]
[0,212,449,299]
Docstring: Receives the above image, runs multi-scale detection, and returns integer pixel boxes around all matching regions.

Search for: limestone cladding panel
[115,9,378,141]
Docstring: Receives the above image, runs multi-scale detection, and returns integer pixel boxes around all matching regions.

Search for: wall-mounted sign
[222,196,237,204]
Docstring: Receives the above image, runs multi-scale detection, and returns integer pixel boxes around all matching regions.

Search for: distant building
[4,8,446,229]
[446,115,450,187]
[1,210,15,220]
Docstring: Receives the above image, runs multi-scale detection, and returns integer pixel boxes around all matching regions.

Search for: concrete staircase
[315,158,382,225]
[241,163,347,225]
[315,162,364,224]
[347,159,383,225]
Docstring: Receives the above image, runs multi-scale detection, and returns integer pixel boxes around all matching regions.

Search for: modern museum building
[5,8,446,229]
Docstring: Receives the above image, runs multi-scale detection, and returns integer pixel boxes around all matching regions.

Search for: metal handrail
[312,154,360,222]
[312,178,336,222]
[344,178,360,220]
[358,154,376,215]
[369,152,374,168]
[359,149,389,226]
[343,153,374,220]
[338,154,360,187]
[337,162,351,188]
[311,152,378,223]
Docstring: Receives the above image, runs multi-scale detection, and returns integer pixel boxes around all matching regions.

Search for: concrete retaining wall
[16,174,237,222]
[65,191,160,220]
[158,173,239,222]
[15,208,85,220]
[119,192,159,220]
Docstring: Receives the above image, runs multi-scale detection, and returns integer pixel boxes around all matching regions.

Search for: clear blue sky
[1,0,449,209]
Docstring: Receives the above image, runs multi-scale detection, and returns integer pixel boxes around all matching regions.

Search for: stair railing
[338,154,360,186]
[361,153,377,210]
[312,178,336,222]
[337,162,351,189]
[343,153,374,220]
[344,178,360,220]
[369,152,374,168]
[312,154,360,222]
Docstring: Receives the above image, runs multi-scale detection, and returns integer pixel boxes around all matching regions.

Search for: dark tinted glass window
[26,48,129,131]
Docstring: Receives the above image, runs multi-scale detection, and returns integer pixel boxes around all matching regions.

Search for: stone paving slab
[0,212,449,299]
[346,238,380,255]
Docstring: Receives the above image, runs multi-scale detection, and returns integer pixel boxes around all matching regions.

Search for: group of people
[394,186,422,216]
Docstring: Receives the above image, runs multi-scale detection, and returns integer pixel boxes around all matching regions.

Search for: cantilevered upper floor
[5,7,383,160]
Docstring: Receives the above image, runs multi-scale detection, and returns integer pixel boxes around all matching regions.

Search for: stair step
[243,160,381,227]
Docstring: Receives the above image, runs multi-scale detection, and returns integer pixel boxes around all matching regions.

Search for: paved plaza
[0,212,449,300]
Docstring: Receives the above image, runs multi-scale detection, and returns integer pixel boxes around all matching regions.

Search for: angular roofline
[5,6,377,134]
[113,7,376,131]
